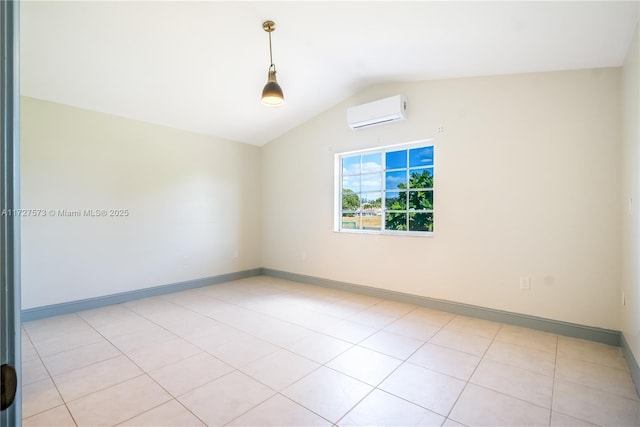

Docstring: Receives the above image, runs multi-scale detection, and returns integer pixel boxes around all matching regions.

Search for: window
[335,140,434,235]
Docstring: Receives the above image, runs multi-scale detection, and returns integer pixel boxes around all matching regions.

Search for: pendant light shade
[262,65,284,106]
[261,20,284,106]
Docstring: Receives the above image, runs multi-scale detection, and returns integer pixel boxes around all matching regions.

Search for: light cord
[268,31,274,66]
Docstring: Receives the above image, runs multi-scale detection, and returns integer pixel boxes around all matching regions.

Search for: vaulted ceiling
[20,1,639,146]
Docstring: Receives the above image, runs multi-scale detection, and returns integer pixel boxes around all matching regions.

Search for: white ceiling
[20,1,639,146]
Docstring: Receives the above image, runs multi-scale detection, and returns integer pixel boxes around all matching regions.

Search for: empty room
[1,1,639,426]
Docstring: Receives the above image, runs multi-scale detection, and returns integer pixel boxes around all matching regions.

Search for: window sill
[334,229,434,238]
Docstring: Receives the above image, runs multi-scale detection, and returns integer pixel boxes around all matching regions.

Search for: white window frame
[334,139,434,236]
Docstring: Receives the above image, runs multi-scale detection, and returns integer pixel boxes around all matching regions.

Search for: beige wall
[20,97,261,309]
[621,25,640,360]
[262,69,622,330]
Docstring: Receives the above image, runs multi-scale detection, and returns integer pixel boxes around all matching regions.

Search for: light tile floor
[21,276,640,426]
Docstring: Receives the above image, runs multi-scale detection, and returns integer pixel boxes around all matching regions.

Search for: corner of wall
[620,22,640,370]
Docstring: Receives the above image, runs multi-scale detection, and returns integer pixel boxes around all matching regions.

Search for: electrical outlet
[519,276,530,290]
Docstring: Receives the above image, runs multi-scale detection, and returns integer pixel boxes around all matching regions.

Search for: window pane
[342,221,358,230]
[408,168,433,189]
[409,146,434,167]
[341,191,360,211]
[361,153,382,173]
[386,170,407,190]
[361,173,382,192]
[362,219,381,230]
[341,214,359,230]
[408,190,433,210]
[342,175,360,193]
[361,192,382,210]
[386,150,407,169]
[409,212,434,232]
[385,191,406,209]
[361,197,381,232]
[385,212,407,231]
[362,205,382,230]
[342,155,360,175]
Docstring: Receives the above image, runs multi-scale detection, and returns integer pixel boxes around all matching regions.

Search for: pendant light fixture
[261,20,284,106]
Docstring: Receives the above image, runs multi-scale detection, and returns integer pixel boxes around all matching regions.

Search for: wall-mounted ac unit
[347,95,407,129]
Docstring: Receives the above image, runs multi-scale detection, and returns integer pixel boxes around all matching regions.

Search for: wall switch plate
[519,276,530,290]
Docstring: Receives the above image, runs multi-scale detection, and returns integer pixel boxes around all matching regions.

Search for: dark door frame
[1,0,21,425]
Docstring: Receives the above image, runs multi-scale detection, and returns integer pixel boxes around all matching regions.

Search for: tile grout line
[274,300,426,425]
[74,305,213,426]
[548,333,559,426]
[112,301,282,426]
[328,312,394,427]
[334,309,459,425]
[83,288,303,426]
[144,283,351,426]
[161,283,366,355]
[70,311,180,425]
[203,280,370,426]
[333,309,514,425]
[550,376,640,426]
[452,326,591,424]
[21,314,96,426]
[440,320,504,424]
